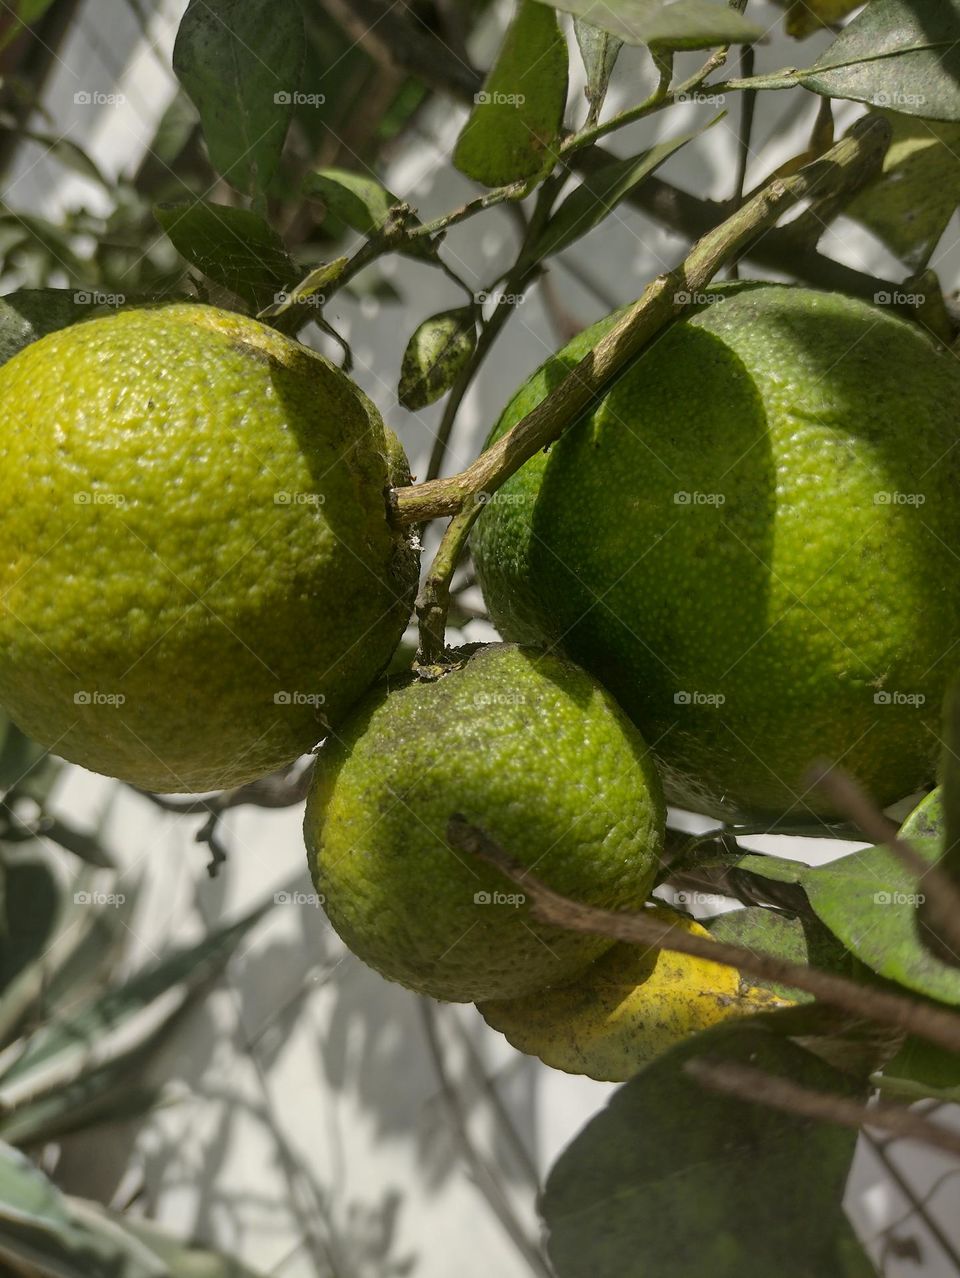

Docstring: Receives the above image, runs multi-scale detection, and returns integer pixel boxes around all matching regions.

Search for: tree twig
[807,762,960,965]
[445,815,960,1058]
[389,115,892,527]
[685,1056,960,1161]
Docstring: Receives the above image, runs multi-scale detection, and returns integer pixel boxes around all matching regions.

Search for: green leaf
[781,0,862,40]
[303,169,437,261]
[154,201,296,313]
[304,168,399,236]
[398,307,478,410]
[801,0,960,123]
[0,859,59,997]
[0,1,57,51]
[454,0,569,187]
[877,1034,960,1102]
[0,288,113,368]
[73,1201,270,1278]
[532,117,718,260]
[802,838,960,1004]
[538,0,763,51]
[732,852,807,884]
[0,898,271,1096]
[0,717,50,791]
[898,787,943,843]
[172,0,304,196]
[847,112,960,268]
[0,1141,166,1276]
[574,18,623,121]
[706,907,853,1003]
[542,1020,874,1278]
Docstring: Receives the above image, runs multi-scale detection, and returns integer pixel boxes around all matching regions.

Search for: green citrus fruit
[305,643,664,1002]
[0,303,419,792]
[472,285,960,819]
[478,905,788,1081]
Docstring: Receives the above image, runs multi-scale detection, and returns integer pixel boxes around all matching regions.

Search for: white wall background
[6,0,960,1273]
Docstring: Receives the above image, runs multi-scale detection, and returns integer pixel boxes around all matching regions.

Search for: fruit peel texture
[305,643,665,1002]
[0,303,419,791]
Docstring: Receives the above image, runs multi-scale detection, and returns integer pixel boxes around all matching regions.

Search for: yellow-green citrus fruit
[0,303,418,792]
[478,905,789,1080]
[473,285,960,820]
[305,643,664,1002]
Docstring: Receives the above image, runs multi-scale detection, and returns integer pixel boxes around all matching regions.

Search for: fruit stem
[414,500,483,665]
[389,114,892,529]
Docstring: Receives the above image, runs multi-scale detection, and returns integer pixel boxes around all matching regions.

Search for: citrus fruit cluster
[2,284,954,1077]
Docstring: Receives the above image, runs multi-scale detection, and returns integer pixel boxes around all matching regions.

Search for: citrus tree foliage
[1,1,960,1275]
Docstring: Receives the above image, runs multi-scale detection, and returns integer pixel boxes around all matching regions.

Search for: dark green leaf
[776,0,864,40]
[847,113,960,268]
[542,1021,874,1278]
[532,117,718,260]
[801,0,960,122]
[538,0,763,51]
[303,169,437,261]
[454,0,568,186]
[155,201,296,312]
[0,1,57,51]
[304,168,400,236]
[802,838,960,1004]
[75,1202,270,1278]
[898,787,943,842]
[877,1034,960,1102]
[172,0,304,196]
[0,898,271,1088]
[706,906,853,1003]
[574,18,623,121]
[0,1141,166,1276]
[0,860,59,996]
[0,289,113,368]
[398,307,478,410]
